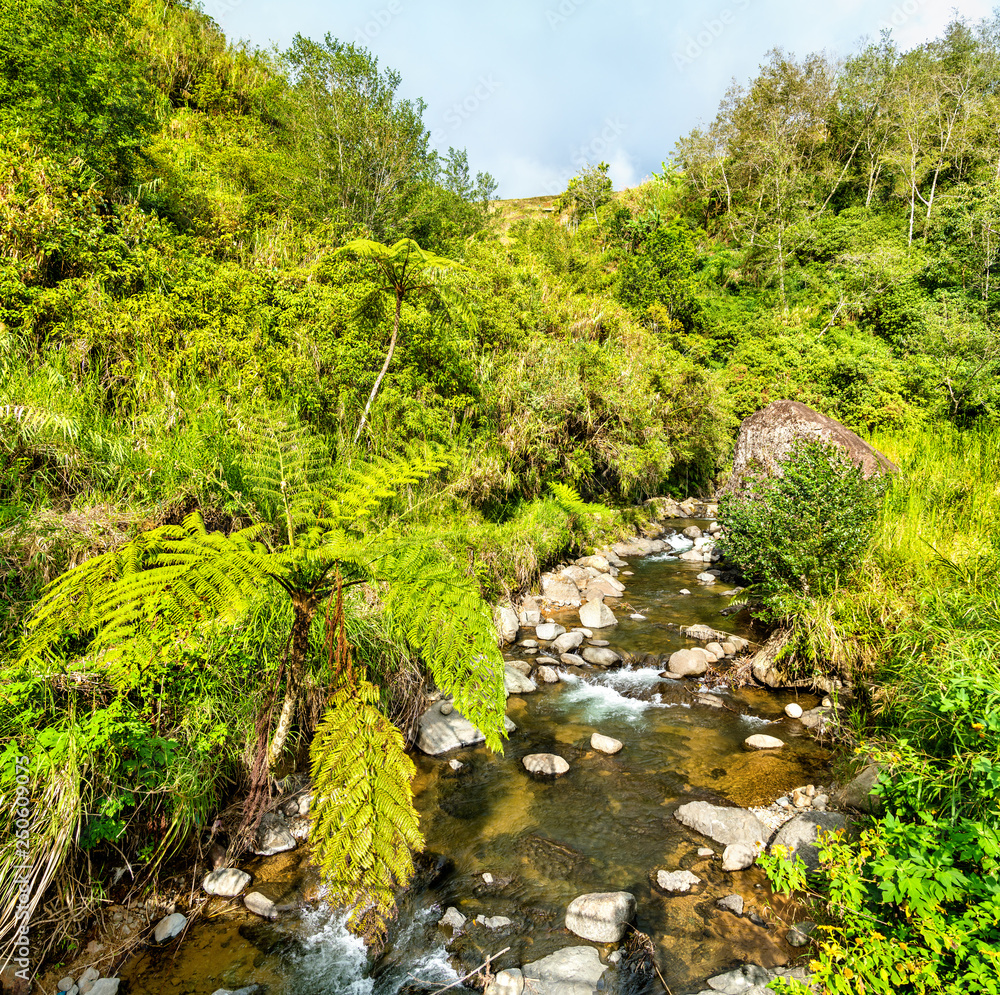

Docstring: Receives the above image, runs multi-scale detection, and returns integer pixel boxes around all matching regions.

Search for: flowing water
[121,540,831,995]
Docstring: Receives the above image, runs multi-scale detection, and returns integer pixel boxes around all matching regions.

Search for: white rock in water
[523,753,570,775]
[579,598,618,629]
[497,606,519,644]
[785,702,803,718]
[667,649,707,677]
[486,968,524,995]
[744,734,785,750]
[581,646,620,667]
[536,666,560,683]
[482,872,494,884]
[565,891,635,942]
[722,843,756,871]
[523,947,607,994]
[476,914,513,928]
[203,868,251,897]
[679,588,691,595]
[417,705,516,755]
[656,869,701,892]
[536,622,566,641]
[244,891,277,919]
[551,630,585,654]
[504,665,537,694]
[590,732,623,754]
[153,912,187,944]
[449,759,464,770]
[438,906,467,930]
[629,613,646,620]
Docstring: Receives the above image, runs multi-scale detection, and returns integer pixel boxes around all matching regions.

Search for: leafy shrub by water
[718,438,884,607]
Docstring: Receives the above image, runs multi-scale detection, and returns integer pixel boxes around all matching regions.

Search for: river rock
[540,573,583,604]
[787,921,817,946]
[476,914,513,928]
[438,907,467,930]
[78,968,99,990]
[565,891,635,942]
[551,630,585,654]
[683,525,703,539]
[522,947,607,995]
[667,649,707,677]
[417,705,516,755]
[576,554,610,572]
[153,912,187,944]
[58,977,76,993]
[706,963,772,994]
[254,818,296,856]
[656,869,700,892]
[705,641,725,658]
[203,868,251,897]
[536,622,566,641]
[486,968,524,995]
[744,734,785,750]
[497,606,519,644]
[504,665,537,694]
[536,666,560,683]
[523,753,570,775]
[716,894,744,915]
[784,702,803,718]
[771,812,847,871]
[722,842,756,871]
[211,989,261,995]
[834,763,884,814]
[697,571,717,584]
[579,598,618,629]
[723,400,898,498]
[581,646,620,666]
[244,891,278,919]
[560,653,586,666]
[674,801,767,849]
[584,574,625,599]
[507,660,533,676]
[86,982,120,995]
[590,732,623,754]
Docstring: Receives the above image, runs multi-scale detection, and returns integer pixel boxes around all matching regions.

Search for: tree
[559,162,613,225]
[336,237,473,444]
[283,35,429,236]
[0,0,155,185]
[21,419,508,934]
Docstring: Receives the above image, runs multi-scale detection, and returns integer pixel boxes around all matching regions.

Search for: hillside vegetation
[1,1,998,989]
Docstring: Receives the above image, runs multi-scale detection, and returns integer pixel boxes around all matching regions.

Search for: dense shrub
[718,439,884,607]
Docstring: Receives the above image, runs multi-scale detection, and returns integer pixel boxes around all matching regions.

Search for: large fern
[20,423,508,932]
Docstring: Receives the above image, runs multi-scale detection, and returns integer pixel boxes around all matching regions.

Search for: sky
[209,0,995,198]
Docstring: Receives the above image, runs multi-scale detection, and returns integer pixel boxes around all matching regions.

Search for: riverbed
[120,541,831,995]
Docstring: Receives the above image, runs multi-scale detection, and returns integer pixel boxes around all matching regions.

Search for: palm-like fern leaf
[310,677,423,937]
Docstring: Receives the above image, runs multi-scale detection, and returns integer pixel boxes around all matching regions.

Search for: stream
[120,534,832,995]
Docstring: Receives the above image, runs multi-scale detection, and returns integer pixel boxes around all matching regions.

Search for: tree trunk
[267,598,316,771]
[354,287,402,445]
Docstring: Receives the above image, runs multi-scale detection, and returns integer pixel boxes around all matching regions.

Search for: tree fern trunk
[268,598,316,771]
[354,288,402,445]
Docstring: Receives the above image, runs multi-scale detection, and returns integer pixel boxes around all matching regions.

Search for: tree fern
[309,675,423,940]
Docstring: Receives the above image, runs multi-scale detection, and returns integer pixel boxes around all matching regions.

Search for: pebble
[697,847,714,857]
[591,732,623,754]
[784,702,803,718]
[629,613,646,620]
[449,759,464,770]
[744,734,785,750]
[679,589,691,595]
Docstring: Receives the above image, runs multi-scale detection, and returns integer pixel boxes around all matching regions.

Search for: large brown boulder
[723,400,897,495]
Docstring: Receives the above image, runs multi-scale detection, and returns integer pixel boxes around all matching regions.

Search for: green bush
[718,438,884,607]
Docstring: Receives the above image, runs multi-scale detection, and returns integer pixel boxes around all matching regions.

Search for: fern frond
[375,538,507,751]
[550,481,589,515]
[22,514,274,662]
[309,677,423,939]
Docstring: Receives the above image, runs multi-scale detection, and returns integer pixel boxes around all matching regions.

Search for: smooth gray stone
[565,891,635,942]
[417,705,515,755]
[771,812,847,871]
[523,946,607,995]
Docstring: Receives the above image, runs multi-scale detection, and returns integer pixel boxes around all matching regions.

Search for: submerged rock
[565,891,635,942]
[656,869,701,892]
[744,734,785,750]
[716,894,744,915]
[438,907,466,930]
